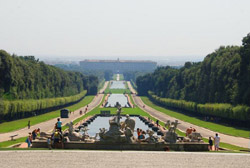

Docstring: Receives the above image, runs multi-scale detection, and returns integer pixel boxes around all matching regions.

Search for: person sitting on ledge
[137,128,141,139]
[186,127,193,137]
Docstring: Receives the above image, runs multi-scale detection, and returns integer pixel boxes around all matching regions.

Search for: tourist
[138,129,144,140]
[156,120,159,127]
[186,127,193,137]
[52,129,63,148]
[137,128,141,139]
[32,128,40,140]
[56,118,62,132]
[80,110,82,115]
[208,137,213,151]
[214,133,220,151]
[27,120,30,129]
[141,131,146,140]
[25,133,32,147]
[192,127,196,132]
[47,137,52,150]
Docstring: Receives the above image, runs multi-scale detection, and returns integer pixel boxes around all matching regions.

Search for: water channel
[85,116,155,138]
[109,81,126,89]
[105,94,129,107]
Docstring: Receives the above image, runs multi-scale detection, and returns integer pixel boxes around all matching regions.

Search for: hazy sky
[0,0,250,61]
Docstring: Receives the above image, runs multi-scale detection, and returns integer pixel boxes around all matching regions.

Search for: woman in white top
[214,133,220,151]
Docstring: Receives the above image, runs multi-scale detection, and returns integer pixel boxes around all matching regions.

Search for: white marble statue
[65,121,83,141]
[124,114,135,132]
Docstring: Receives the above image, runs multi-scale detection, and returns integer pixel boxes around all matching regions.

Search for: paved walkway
[127,82,250,149]
[0,150,249,168]
[0,82,108,143]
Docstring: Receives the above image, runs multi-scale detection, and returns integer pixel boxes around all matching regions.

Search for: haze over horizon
[1,0,250,63]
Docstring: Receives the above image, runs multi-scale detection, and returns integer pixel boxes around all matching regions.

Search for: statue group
[98,105,136,144]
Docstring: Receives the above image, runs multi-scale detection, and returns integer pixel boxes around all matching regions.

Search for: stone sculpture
[124,114,135,132]
[66,122,83,141]
[163,120,180,143]
[98,107,136,144]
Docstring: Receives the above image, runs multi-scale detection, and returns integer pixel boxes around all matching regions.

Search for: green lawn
[119,74,124,80]
[112,74,124,81]
[112,74,117,80]
[0,137,27,148]
[141,96,250,138]
[104,88,131,94]
[0,96,94,133]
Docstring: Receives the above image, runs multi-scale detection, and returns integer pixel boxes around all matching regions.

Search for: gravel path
[127,82,250,149]
[0,150,249,168]
[0,82,108,143]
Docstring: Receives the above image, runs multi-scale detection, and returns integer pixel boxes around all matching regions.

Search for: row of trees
[0,90,87,122]
[137,33,250,106]
[0,50,98,100]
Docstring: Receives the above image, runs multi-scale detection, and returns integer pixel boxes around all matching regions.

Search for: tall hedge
[0,90,87,121]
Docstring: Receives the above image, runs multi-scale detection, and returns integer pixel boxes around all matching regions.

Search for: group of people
[137,128,146,141]
[26,128,40,147]
[49,118,64,149]
[209,133,221,151]
[186,126,221,151]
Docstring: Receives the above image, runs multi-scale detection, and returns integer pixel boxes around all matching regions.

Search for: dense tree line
[136,33,250,125]
[123,71,147,89]
[0,50,99,121]
[0,50,98,100]
[137,33,250,106]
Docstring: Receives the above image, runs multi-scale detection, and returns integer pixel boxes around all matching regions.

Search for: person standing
[156,120,159,127]
[26,133,32,148]
[208,137,213,151]
[27,120,30,129]
[214,133,220,151]
[56,118,62,132]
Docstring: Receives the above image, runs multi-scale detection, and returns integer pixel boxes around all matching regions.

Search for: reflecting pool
[105,94,129,107]
[86,116,155,138]
[110,81,126,89]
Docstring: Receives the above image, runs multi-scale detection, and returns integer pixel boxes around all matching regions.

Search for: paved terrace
[0,150,249,168]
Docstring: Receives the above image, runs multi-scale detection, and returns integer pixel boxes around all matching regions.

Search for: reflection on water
[105,94,128,107]
[86,116,154,138]
[110,81,126,89]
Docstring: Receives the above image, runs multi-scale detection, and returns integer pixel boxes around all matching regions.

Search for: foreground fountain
[32,106,209,151]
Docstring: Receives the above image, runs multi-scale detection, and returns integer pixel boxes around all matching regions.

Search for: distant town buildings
[79,59,157,73]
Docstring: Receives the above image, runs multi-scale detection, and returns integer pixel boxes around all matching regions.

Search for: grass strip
[0,96,94,133]
[104,88,131,94]
[0,137,27,148]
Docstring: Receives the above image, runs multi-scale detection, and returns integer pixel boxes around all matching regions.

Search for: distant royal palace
[79,59,157,72]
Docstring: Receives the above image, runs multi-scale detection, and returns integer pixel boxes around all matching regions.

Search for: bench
[10,134,18,141]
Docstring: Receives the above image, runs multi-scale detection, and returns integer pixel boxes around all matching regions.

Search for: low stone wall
[32,140,209,151]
